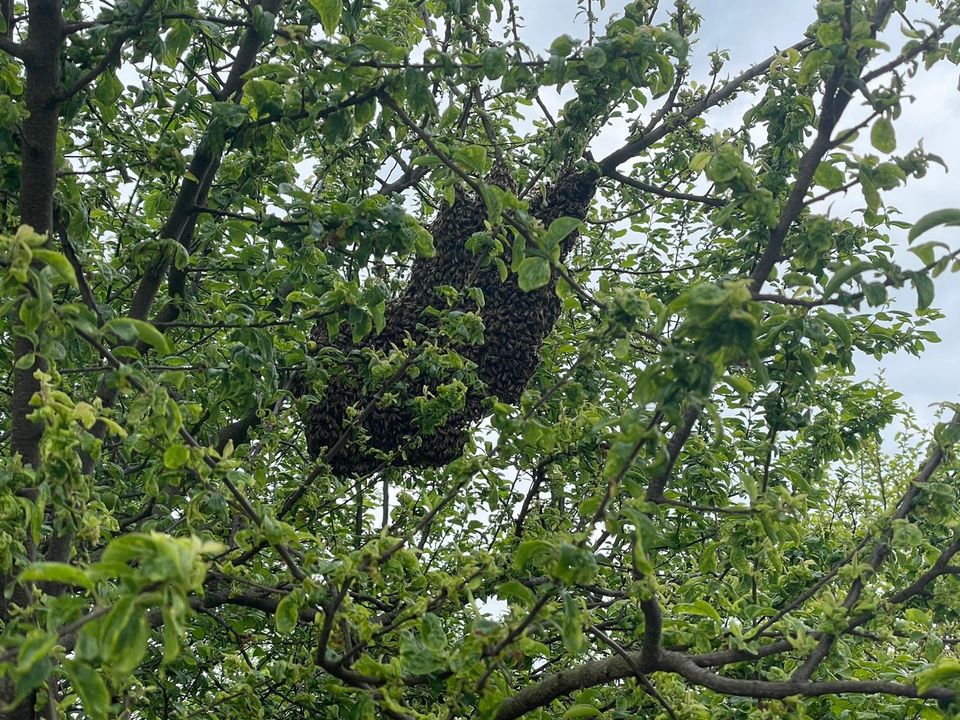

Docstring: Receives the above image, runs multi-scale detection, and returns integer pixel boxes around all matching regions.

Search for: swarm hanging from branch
[301,167,600,475]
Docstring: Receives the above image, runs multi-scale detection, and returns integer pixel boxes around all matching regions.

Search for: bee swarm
[301,169,599,475]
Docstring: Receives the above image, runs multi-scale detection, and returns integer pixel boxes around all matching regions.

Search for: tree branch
[645,405,699,501]
[604,168,725,208]
[0,34,24,58]
[659,650,953,703]
[598,38,814,173]
[494,647,953,720]
[127,0,283,322]
[792,412,960,681]
[55,0,158,101]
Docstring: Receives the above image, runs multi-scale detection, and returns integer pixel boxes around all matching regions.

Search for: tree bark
[4,2,63,718]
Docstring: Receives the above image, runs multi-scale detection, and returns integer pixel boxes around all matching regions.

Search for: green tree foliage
[2,0,960,718]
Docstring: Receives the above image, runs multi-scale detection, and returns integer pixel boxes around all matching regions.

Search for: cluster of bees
[302,168,599,476]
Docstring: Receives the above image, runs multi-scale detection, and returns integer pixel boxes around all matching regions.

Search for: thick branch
[494,650,656,720]
[127,0,282,322]
[11,0,64,468]
[659,650,952,703]
[494,647,951,720]
[0,34,23,58]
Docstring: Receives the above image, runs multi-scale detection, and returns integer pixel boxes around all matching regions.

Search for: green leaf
[910,240,943,266]
[563,705,602,720]
[862,281,887,306]
[275,592,301,634]
[870,116,896,153]
[14,352,35,370]
[813,161,845,190]
[102,598,149,675]
[17,630,57,676]
[164,20,192,63]
[163,443,190,469]
[689,151,712,172]
[412,226,435,258]
[917,656,960,694]
[130,318,171,354]
[892,519,924,547]
[354,97,377,126]
[105,318,171,353]
[323,108,355,144]
[482,47,508,79]
[453,145,487,174]
[551,543,597,585]
[419,613,447,652]
[675,598,723,625]
[820,312,852,347]
[161,607,181,664]
[550,34,575,56]
[94,72,123,107]
[517,257,552,291]
[822,261,873,299]
[20,561,92,589]
[514,539,555,571]
[404,67,437,117]
[582,46,606,70]
[252,7,276,39]
[913,272,935,310]
[311,0,341,33]
[242,63,297,82]
[908,208,960,242]
[497,580,535,605]
[63,660,110,720]
[32,249,77,287]
[542,216,582,250]
[816,22,843,47]
[698,543,718,574]
[934,418,960,451]
[561,595,583,653]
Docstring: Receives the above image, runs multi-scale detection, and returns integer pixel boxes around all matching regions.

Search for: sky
[514,0,960,428]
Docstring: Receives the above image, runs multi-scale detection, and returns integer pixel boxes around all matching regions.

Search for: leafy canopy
[2,0,960,719]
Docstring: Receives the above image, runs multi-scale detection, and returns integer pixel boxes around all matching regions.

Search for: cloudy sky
[514,0,960,427]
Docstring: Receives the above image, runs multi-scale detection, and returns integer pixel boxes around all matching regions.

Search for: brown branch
[658,650,952,703]
[127,0,283,322]
[640,595,663,665]
[745,530,875,641]
[590,627,677,720]
[9,2,67,646]
[887,539,960,606]
[749,110,842,293]
[604,168,725,208]
[645,405,699,501]
[751,0,901,294]
[839,537,960,637]
[0,34,24,58]
[514,462,549,538]
[54,211,103,323]
[494,649,656,720]
[493,646,953,720]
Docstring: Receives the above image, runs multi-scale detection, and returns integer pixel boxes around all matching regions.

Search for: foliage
[1,0,960,719]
